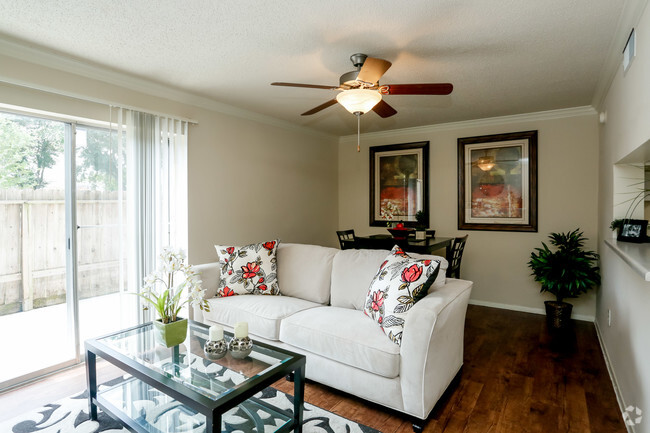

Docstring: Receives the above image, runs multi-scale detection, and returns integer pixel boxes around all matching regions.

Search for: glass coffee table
[85,319,306,433]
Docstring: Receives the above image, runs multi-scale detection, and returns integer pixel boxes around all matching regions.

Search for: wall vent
[623,28,636,73]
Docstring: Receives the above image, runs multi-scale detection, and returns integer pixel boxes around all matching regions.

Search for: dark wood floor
[0,305,626,433]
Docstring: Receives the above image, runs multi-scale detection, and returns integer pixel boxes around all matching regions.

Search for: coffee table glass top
[96,320,295,401]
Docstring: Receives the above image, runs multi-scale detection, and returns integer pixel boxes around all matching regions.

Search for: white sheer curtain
[154,116,189,256]
[114,108,189,322]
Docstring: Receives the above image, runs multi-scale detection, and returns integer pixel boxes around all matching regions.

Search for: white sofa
[192,243,472,428]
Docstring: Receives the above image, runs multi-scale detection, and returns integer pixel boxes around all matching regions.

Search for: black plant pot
[544,300,573,330]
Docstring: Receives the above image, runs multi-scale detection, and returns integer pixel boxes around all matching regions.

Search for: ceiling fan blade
[379,83,453,95]
[372,99,398,118]
[301,99,338,116]
[272,82,338,90]
[356,57,392,85]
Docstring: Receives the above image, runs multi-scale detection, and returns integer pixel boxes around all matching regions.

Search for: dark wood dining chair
[336,229,357,250]
[447,235,468,278]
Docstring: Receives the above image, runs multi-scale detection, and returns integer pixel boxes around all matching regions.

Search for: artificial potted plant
[610,181,649,242]
[139,247,210,347]
[610,219,625,235]
[528,229,600,329]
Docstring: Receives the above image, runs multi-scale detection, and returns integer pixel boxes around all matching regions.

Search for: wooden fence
[0,189,125,315]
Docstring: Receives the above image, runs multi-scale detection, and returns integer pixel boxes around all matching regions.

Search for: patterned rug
[1,377,381,433]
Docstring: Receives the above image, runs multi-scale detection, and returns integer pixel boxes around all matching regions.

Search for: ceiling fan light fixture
[477,156,495,171]
[336,89,382,114]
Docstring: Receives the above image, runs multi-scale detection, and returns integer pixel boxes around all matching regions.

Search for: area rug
[1,377,381,433]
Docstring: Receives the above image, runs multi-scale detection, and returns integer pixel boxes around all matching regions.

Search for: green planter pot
[153,317,188,347]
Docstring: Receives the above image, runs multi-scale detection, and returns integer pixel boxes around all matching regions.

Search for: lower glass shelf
[98,376,292,433]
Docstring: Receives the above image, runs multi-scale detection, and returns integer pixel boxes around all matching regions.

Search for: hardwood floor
[0,305,626,432]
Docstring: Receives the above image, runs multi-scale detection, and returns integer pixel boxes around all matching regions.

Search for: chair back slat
[336,229,356,250]
[448,235,468,278]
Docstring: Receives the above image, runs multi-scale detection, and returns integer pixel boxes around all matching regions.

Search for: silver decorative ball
[228,336,253,359]
[204,339,228,360]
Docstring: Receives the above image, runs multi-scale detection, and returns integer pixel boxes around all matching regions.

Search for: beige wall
[339,111,599,319]
[597,4,650,429]
[187,110,339,262]
[0,54,339,265]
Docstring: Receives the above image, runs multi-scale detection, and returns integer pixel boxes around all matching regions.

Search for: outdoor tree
[0,114,122,192]
[77,128,120,191]
[0,114,64,189]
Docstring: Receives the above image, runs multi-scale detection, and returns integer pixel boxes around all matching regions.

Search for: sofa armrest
[192,262,220,321]
[399,278,473,419]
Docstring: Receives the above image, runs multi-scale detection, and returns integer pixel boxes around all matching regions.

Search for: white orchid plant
[139,247,210,324]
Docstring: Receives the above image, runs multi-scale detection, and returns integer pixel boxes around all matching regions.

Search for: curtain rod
[0,78,199,125]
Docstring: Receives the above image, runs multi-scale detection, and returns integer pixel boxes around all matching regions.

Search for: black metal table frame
[85,320,306,433]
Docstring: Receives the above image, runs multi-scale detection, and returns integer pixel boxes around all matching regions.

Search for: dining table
[354,234,454,260]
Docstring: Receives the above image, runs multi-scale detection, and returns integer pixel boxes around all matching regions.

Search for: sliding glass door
[0,112,75,387]
[0,106,188,390]
[0,112,136,390]
[75,124,136,344]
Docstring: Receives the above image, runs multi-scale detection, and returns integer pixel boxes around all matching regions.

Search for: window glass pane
[76,125,136,343]
[0,111,74,385]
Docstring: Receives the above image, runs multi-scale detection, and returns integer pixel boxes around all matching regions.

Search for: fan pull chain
[356,112,361,152]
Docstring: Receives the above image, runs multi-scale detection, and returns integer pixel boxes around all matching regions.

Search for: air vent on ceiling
[623,28,636,73]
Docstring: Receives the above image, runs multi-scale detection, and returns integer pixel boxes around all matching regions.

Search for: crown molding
[592,0,649,111]
[339,106,597,143]
[0,37,334,140]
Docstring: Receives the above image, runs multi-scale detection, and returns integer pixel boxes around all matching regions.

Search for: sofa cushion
[330,247,448,310]
[203,295,321,340]
[363,246,440,346]
[279,306,401,378]
[214,240,280,296]
[277,243,338,304]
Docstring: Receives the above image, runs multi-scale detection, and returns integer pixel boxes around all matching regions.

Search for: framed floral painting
[369,141,429,227]
[457,131,538,232]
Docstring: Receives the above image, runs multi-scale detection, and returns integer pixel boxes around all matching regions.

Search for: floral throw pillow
[363,245,440,346]
[214,240,280,296]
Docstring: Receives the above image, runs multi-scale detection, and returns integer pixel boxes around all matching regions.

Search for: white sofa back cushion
[330,248,448,310]
[277,243,339,304]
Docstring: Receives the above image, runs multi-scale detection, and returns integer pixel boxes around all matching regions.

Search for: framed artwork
[369,141,429,227]
[617,219,648,243]
[458,131,538,232]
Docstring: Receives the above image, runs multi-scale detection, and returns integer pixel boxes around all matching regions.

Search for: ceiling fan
[271,53,453,118]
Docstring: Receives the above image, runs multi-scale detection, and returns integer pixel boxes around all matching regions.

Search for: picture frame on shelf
[458,130,538,232]
[617,219,648,243]
[369,141,429,227]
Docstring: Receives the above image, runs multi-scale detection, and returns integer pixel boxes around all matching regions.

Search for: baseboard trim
[468,299,595,322]
[594,320,634,433]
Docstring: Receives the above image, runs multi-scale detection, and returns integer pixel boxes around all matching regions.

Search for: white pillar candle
[209,325,223,341]
[234,322,248,339]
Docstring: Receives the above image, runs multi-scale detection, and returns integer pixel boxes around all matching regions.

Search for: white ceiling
[0,0,628,136]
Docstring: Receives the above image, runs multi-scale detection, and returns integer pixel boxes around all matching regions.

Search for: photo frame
[617,219,648,243]
[458,131,538,232]
[370,141,429,227]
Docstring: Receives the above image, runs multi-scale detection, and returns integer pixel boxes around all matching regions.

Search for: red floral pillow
[363,245,440,345]
[214,240,280,296]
